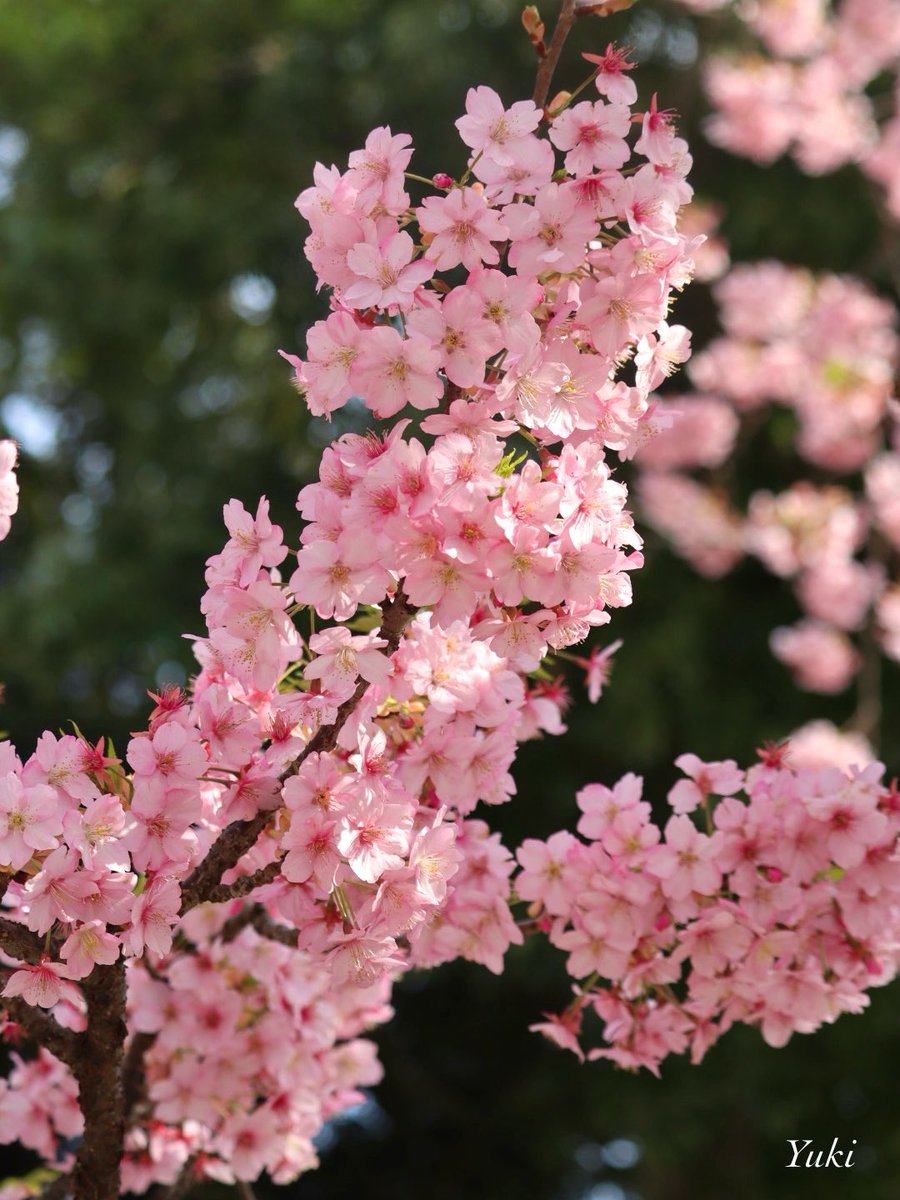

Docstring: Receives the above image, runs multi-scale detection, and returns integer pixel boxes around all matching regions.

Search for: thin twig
[200,859,282,906]
[533,0,579,110]
[179,590,414,914]
[218,902,300,946]
[2,996,81,1069]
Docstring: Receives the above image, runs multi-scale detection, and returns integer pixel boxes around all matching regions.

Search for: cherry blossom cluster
[119,908,392,1187]
[281,63,699,642]
[0,49,704,1194]
[674,0,900,210]
[521,746,900,1073]
[635,259,900,695]
[4,23,896,1196]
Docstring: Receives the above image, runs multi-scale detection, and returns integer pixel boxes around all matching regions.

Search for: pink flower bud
[432,173,453,189]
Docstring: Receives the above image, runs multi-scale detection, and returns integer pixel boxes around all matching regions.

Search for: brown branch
[178,808,272,915]
[0,915,46,964]
[533,0,579,110]
[199,859,282,906]
[37,1174,74,1200]
[122,1029,157,1119]
[2,996,81,1069]
[283,588,416,774]
[220,902,299,948]
[179,590,414,914]
[71,960,128,1200]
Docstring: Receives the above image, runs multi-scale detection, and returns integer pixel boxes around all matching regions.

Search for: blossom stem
[404,172,438,187]
[547,67,600,117]
[533,0,579,111]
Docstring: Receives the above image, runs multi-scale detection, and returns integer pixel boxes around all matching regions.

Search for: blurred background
[0,0,898,1196]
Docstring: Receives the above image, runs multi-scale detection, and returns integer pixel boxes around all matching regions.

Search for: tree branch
[0,915,46,964]
[200,859,282,906]
[37,1174,74,1200]
[122,1029,157,1119]
[71,960,128,1200]
[533,0,579,110]
[220,902,299,948]
[179,590,415,914]
[2,996,81,1069]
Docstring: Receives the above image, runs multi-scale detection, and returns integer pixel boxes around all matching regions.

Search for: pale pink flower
[580,273,667,358]
[297,309,365,417]
[346,126,412,214]
[290,538,392,621]
[408,819,462,906]
[504,183,599,275]
[3,960,79,1009]
[668,754,744,816]
[337,797,413,883]
[125,876,181,958]
[770,620,860,694]
[62,794,128,870]
[344,227,434,310]
[649,815,722,899]
[59,921,121,979]
[583,45,638,106]
[353,326,442,418]
[516,831,580,916]
[473,136,556,203]
[218,497,287,587]
[406,287,501,388]
[455,86,541,165]
[577,773,645,840]
[634,323,692,392]
[127,722,206,786]
[304,626,392,692]
[417,187,509,271]
[804,773,888,869]
[549,100,631,175]
[281,810,341,891]
[0,772,61,870]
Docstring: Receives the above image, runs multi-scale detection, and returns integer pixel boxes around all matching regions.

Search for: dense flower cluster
[523,748,900,1073]
[0,51,706,1194]
[635,259,900,695]
[1,22,898,1198]
[675,0,900,208]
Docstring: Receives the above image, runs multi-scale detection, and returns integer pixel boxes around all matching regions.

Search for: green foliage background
[0,1,898,1197]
